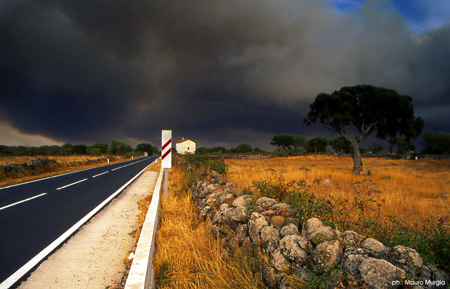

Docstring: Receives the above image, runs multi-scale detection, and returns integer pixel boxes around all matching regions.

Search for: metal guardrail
[124,166,164,289]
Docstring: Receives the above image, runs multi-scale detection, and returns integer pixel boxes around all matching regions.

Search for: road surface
[0,156,156,287]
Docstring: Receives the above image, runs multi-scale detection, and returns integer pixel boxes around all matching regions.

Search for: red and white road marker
[161,130,172,200]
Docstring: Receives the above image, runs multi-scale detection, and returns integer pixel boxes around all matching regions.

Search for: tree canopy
[305,85,424,174]
[270,134,305,155]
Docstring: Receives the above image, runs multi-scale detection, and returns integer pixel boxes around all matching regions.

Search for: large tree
[305,85,424,174]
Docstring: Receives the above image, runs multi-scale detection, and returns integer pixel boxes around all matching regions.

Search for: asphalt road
[0,156,156,286]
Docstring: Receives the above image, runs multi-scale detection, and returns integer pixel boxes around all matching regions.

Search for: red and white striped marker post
[161,130,172,201]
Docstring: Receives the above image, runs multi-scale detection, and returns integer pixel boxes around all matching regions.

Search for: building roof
[176,137,196,144]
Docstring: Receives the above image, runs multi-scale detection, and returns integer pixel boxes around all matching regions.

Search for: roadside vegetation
[153,155,264,288]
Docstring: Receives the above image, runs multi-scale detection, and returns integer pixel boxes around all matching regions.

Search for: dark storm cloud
[1,0,449,148]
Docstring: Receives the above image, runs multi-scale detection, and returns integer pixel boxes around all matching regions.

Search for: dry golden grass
[0,155,103,165]
[152,166,264,289]
[225,155,450,228]
[0,155,132,187]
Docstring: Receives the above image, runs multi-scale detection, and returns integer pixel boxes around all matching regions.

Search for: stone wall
[192,170,449,289]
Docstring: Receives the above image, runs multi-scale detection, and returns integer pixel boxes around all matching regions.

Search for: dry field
[0,155,130,187]
[0,155,104,165]
[225,155,450,229]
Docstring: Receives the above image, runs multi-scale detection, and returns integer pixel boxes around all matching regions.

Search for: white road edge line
[56,178,88,191]
[92,171,109,178]
[0,159,155,289]
[0,193,48,212]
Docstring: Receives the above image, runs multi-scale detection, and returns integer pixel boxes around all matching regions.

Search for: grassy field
[0,155,130,187]
[152,154,450,287]
[225,155,450,229]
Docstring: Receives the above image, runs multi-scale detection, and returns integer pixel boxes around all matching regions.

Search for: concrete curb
[124,166,164,289]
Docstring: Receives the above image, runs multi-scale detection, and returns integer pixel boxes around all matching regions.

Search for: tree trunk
[349,139,362,175]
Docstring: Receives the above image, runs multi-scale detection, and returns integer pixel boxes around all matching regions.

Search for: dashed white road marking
[0,193,48,211]
[92,171,109,178]
[56,179,88,191]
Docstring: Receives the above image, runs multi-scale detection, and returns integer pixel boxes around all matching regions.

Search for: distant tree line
[270,132,449,156]
[422,131,450,154]
[0,140,159,157]
[270,134,347,155]
[195,143,265,155]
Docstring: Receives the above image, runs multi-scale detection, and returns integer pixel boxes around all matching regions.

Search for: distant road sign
[161,130,172,169]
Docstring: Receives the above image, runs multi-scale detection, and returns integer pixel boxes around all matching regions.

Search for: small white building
[176,137,196,154]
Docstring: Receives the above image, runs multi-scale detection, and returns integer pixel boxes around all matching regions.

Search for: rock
[279,235,309,264]
[309,226,335,246]
[273,203,294,216]
[359,258,405,289]
[342,231,366,249]
[361,238,387,259]
[232,195,253,207]
[222,197,235,206]
[420,264,449,284]
[319,179,332,186]
[310,240,343,271]
[219,203,229,211]
[280,224,300,237]
[196,184,215,199]
[219,192,235,204]
[387,245,423,275]
[261,226,280,243]
[261,226,280,254]
[433,270,450,285]
[351,181,363,187]
[241,237,253,253]
[255,197,277,211]
[199,206,213,221]
[248,212,268,244]
[212,224,229,237]
[304,218,323,238]
[280,277,292,289]
[271,215,286,228]
[261,260,282,288]
[236,224,249,245]
[204,194,218,207]
[344,253,368,277]
[228,187,244,197]
[215,206,237,230]
[270,249,291,273]
[205,183,216,193]
[230,205,249,223]
[210,170,224,183]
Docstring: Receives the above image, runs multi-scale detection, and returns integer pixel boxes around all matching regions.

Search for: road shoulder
[17,170,159,289]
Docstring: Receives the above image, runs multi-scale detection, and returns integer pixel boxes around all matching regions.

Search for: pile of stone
[192,170,449,289]
[0,158,59,180]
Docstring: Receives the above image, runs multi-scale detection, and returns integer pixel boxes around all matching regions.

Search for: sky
[1,0,449,150]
